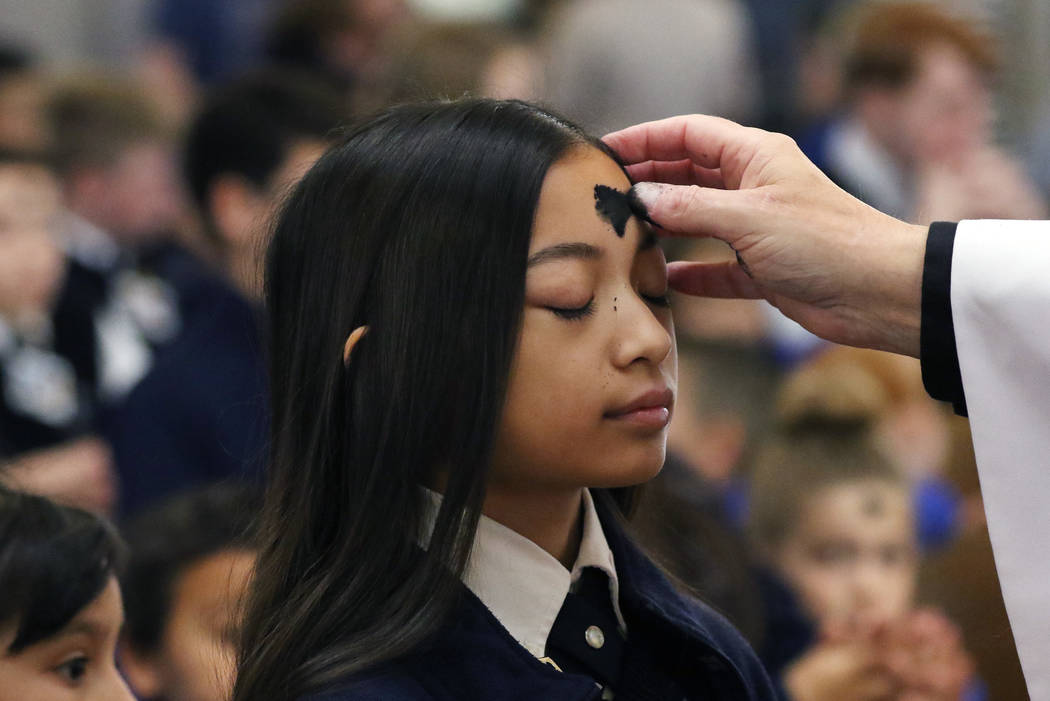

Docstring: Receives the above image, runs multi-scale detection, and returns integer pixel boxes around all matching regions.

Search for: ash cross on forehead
[593,184,650,238]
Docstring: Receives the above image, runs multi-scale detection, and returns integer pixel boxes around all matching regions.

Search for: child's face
[0,577,135,701]
[122,548,255,701]
[491,146,676,491]
[774,481,919,627]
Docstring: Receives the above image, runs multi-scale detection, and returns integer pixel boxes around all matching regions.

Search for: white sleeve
[952,219,1050,699]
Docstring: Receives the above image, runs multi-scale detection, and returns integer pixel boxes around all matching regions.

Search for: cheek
[779,552,851,623]
[162,610,234,698]
[494,319,608,478]
[0,658,52,701]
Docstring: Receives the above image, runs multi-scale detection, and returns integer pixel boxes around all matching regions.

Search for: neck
[482,483,585,570]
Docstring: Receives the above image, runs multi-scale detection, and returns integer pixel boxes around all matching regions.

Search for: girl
[234,98,775,700]
[749,359,974,701]
[0,485,134,700]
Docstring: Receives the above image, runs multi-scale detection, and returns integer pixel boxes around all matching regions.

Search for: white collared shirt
[421,487,627,659]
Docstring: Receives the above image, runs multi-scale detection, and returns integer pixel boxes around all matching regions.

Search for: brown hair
[748,348,905,552]
[844,2,998,91]
[45,75,165,177]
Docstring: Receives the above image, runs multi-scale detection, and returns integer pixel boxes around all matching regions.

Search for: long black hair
[0,486,125,654]
[234,98,638,699]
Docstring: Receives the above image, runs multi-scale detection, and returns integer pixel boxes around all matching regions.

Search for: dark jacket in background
[102,243,268,517]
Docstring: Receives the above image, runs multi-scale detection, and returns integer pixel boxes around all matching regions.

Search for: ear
[343,326,369,367]
[118,637,165,699]
[208,175,263,248]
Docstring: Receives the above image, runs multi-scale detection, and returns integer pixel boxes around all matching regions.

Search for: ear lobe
[343,326,369,367]
[118,639,164,698]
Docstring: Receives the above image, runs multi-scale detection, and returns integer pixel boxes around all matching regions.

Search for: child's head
[119,484,259,701]
[182,70,346,269]
[750,413,918,628]
[0,486,132,701]
[46,76,183,246]
[238,98,674,698]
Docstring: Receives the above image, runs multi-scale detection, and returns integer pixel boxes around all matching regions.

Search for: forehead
[798,482,913,539]
[530,146,635,251]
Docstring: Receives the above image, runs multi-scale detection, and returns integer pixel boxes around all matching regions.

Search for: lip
[604,387,674,429]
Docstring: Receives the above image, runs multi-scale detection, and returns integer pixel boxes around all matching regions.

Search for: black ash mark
[594,185,632,238]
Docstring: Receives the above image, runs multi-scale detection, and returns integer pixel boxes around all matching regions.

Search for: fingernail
[628,183,666,225]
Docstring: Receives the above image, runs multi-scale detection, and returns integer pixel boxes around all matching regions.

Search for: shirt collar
[421,487,626,659]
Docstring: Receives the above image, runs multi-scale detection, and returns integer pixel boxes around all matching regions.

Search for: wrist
[856,215,926,357]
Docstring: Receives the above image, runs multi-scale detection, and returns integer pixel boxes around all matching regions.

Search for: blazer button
[585,625,605,649]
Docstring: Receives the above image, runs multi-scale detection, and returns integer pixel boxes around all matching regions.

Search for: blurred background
[0,0,1044,699]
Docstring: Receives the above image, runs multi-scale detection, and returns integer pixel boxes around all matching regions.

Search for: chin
[593,443,667,488]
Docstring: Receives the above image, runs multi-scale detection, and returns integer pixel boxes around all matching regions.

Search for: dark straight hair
[0,486,124,654]
[234,98,638,700]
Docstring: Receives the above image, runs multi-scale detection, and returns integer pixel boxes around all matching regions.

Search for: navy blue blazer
[304,495,776,701]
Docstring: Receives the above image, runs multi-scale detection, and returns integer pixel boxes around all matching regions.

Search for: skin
[0,578,134,701]
[0,163,65,320]
[66,140,185,247]
[604,115,928,358]
[860,43,992,167]
[121,549,255,701]
[483,146,677,568]
[774,482,918,627]
[209,138,326,300]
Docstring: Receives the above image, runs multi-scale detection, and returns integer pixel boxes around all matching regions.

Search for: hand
[2,437,118,515]
[915,146,1048,224]
[604,115,928,357]
[881,609,974,701]
[785,640,899,701]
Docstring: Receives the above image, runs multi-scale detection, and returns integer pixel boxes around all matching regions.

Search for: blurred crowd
[0,0,1045,699]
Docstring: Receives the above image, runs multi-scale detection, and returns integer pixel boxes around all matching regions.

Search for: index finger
[603,114,759,169]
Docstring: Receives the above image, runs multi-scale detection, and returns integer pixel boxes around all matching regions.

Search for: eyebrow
[48,621,103,641]
[527,231,659,268]
[526,242,601,268]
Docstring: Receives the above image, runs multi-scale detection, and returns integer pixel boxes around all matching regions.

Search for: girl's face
[490,146,677,491]
[774,481,919,627]
[0,577,135,701]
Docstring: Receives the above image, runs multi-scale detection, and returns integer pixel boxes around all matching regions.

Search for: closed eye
[547,297,595,321]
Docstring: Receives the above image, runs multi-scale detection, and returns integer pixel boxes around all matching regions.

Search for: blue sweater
[304,498,776,701]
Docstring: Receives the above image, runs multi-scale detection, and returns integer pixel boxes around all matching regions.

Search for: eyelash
[55,655,89,684]
[547,293,670,321]
[548,297,595,321]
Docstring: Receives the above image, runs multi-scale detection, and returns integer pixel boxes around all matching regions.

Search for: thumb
[631,181,752,243]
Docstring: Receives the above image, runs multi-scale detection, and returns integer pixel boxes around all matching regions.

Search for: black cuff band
[920,221,967,416]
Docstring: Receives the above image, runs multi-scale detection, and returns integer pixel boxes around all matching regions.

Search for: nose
[104,667,138,701]
[850,559,888,616]
[611,292,673,369]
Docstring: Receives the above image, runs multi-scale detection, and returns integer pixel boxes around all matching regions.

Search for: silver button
[585,625,605,649]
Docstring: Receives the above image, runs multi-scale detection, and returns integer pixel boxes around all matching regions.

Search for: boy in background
[119,484,258,701]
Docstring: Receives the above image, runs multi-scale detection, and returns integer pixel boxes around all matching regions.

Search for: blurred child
[104,70,345,516]
[119,483,258,701]
[802,2,1046,223]
[0,485,133,700]
[0,151,118,514]
[46,75,186,251]
[750,369,975,701]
